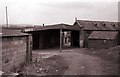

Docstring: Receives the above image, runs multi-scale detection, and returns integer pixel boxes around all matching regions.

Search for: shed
[23,23,80,50]
[1,28,32,73]
[88,31,118,49]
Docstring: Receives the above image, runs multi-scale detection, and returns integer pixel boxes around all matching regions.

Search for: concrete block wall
[84,31,93,48]
[2,36,27,73]
[88,39,117,49]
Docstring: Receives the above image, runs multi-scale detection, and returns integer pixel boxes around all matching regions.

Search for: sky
[0,0,119,25]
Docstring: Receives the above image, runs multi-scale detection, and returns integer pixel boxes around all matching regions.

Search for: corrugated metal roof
[1,28,30,37]
[88,31,118,40]
[76,20,120,30]
[25,23,80,32]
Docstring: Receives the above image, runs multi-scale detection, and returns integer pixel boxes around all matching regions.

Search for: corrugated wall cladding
[2,36,27,73]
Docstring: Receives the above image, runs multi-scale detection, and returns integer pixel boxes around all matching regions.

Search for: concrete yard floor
[33,48,118,75]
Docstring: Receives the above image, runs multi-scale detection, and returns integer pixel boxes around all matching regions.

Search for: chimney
[75,17,77,21]
[6,6,9,28]
[43,23,44,27]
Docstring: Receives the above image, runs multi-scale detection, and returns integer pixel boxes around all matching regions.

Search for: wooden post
[60,29,62,52]
[79,30,81,48]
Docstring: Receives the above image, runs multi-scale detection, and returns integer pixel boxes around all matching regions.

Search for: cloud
[0,0,118,25]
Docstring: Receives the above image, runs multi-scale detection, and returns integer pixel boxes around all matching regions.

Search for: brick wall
[2,36,28,73]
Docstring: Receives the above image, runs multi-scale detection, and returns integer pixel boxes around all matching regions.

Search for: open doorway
[71,30,80,47]
[62,30,80,48]
[62,31,71,47]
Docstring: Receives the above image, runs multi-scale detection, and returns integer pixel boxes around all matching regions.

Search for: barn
[1,28,32,73]
[88,31,118,49]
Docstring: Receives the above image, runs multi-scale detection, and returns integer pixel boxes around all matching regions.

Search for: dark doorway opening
[118,31,120,45]
[71,30,80,47]
[32,30,60,50]
[32,32,41,50]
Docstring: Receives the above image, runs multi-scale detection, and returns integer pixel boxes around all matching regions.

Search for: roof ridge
[77,20,119,23]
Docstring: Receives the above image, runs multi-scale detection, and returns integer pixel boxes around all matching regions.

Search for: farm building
[88,31,118,49]
[73,20,120,48]
[22,19,120,50]
[1,28,32,73]
[23,23,81,50]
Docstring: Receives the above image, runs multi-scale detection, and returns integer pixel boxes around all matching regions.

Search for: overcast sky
[0,0,119,25]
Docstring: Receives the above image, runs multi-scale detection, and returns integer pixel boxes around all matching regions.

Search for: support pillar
[79,28,84,48]
[26,35,32,64]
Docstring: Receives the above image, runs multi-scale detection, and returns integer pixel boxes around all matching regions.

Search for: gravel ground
[6,47,118,76]
[20,55,68,76]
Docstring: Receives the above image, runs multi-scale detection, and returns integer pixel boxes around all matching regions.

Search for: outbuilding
[23,23,80,50]
[88,31,118,49]
[73,20,120,48]
[1,28,32,73]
